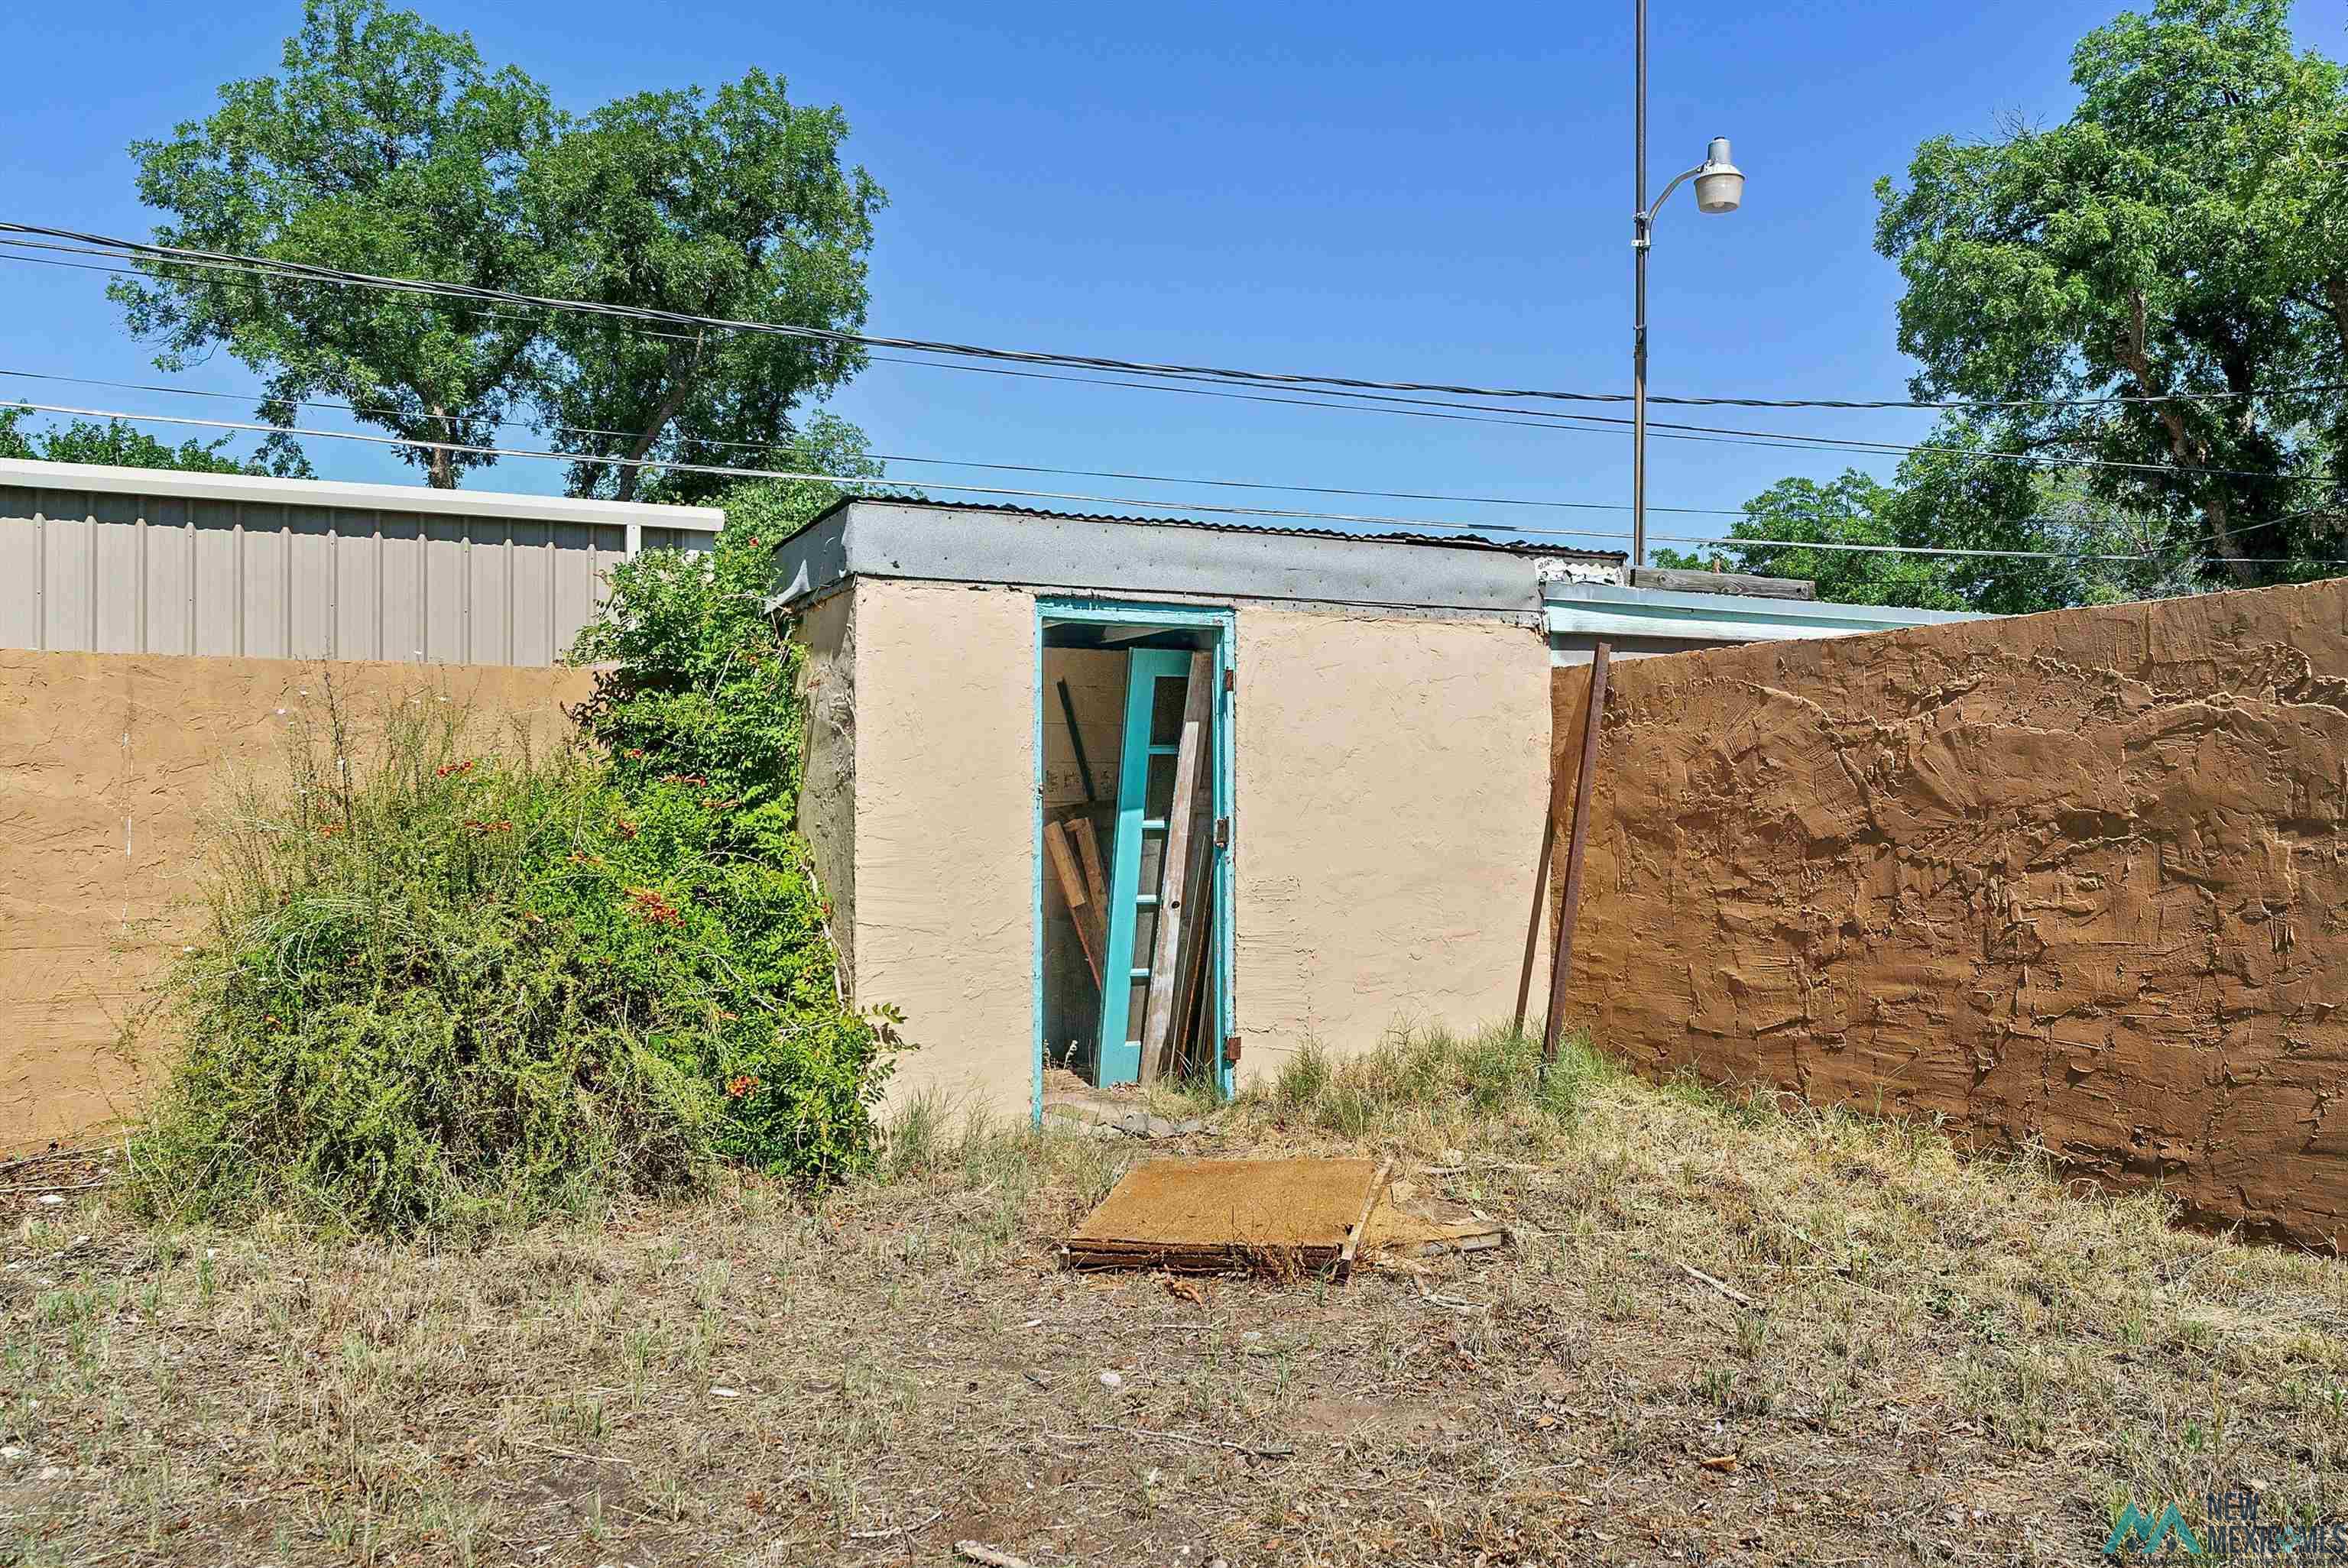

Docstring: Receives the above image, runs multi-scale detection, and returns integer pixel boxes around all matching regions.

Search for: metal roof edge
[1546,580,1984,626]
[770,494,1627,564]
[0,457,725,529]
[1543,582,1990,644]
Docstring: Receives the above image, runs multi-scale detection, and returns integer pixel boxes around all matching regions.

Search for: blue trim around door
[1034,600,1237,1113]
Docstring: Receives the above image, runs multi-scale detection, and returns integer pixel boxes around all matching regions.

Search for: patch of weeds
[1249,1022,1610,1142]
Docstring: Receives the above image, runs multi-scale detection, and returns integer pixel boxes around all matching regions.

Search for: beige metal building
[0,458,721,666]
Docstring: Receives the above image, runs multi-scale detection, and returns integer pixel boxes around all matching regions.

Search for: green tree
[112,0,560,488]
[0,408,313,477]
[530,73,884,503]
[1662,452,2204,616]
[1655,471,1961,609]
[1873,0,2348,588]
[112,2,884,501]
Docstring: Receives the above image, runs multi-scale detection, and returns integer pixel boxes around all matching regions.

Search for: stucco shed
[771,497,1623,1121]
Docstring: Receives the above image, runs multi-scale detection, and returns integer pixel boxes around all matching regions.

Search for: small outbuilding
[770,497,1976,1122]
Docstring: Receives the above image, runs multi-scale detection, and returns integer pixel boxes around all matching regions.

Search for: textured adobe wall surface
[0,651,589,1152]
[1552,579,2348,1243]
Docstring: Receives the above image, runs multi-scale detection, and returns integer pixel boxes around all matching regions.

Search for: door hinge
[1221,667,1235,694]
[1224,1035,1243,1064]
[1213,816,1230,848]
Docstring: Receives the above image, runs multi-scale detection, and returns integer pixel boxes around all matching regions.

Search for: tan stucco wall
[1552,578,2348,1246]
[1231,608,1555,1078]
[830,583,1555,1113]
[0,650,589,1152]
[793,588,858,990]
[845,580,1039,1119]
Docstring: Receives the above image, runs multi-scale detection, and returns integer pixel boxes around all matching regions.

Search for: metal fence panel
[0,475,718,666]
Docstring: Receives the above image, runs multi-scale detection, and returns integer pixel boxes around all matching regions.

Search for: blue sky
[2,0,2343,551]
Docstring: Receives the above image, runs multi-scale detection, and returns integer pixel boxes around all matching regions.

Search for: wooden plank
[1630,565,1815,600]
[1045,819,1103,990]
[1138,652,1211,1084]
[1072,816,1111,974]
[1168,838,1215,1080]
[1337,1161,1392,1278]
[1513,711,1574,1034]
[1542,643,1611,1061]
[1073,816,1108,906]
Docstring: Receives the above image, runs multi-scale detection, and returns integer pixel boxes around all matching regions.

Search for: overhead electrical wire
[11,393,2340,567]
[2,240,2328,486]
[2,366,2282,537]
[0,367,1747,519]
[8,220,2348,415]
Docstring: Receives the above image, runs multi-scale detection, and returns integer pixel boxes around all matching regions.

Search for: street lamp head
[1693,136,1743,214]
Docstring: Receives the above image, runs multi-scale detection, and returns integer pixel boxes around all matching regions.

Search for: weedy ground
[2,1026,2344,1567]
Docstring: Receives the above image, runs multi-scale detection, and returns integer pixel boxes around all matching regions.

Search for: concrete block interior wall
[1551,577,2348,1246]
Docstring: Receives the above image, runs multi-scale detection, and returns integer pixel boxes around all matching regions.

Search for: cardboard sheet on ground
[1064,1158,1506,1275]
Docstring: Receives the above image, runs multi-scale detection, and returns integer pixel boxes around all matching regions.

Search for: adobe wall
[1234,607,1554,1079]
[823,582,1558,1119]
[1551,579,2348,1245]
[842,579,1039,1119]
[0,650,590,1153]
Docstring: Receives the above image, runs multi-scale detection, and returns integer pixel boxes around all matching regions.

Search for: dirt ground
[3,1056,2345,1567]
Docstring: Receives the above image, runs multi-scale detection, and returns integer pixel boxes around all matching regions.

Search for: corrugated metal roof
[799,494,1626,564]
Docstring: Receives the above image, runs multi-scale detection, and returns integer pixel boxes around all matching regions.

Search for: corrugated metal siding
[0,482,715,666]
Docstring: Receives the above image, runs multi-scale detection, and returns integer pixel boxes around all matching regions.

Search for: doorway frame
[1033,598,1237,1121]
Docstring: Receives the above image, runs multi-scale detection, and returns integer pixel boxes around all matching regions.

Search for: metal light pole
[1630,0,1743,572]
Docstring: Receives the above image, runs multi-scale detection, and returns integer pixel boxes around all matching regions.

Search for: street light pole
[1628,5,1743,574]
[1632,0,1650,573]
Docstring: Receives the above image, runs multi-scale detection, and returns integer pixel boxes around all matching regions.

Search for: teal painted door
[1095,648,1194,1085]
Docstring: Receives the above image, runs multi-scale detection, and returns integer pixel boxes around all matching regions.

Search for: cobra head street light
[1630,0,1746,571]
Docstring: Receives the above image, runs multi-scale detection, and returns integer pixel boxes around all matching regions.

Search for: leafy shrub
[131,468,898,1235]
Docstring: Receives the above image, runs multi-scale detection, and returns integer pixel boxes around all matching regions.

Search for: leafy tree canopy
[0,407,313,477]
[1870,0,2348,591]
[112,0,882,496]
[530,75,884,503]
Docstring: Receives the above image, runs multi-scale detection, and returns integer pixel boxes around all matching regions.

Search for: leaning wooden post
[1513,727,1571,1034]
[1542,641,1611,1064]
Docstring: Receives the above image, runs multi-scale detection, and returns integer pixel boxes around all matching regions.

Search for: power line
[12,393,2340,568]
[0,394,1634,543]
[0,366,1748,519]
[3,241,2324,485]
[10,221,2348,416]
[1,366,2269,537]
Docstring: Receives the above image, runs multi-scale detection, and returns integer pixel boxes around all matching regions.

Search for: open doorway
[1036,601,1233,1116]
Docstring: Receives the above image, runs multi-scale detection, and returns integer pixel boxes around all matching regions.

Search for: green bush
[131,467,899,1235]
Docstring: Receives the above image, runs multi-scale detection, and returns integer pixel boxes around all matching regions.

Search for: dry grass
[3,1026,2344,1566]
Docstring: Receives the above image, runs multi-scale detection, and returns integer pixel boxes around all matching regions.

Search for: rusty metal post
[1542,642,1611,1062]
